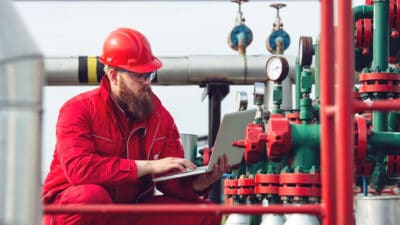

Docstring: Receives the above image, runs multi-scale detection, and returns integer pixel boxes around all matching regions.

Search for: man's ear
[108,69,118,85]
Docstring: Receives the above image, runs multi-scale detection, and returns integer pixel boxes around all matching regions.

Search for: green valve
[300,69,312,93]
[299,98,313,121]
[272,85,283,104]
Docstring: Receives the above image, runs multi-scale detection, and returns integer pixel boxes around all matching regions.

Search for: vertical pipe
[371,0,389,191]
[295,57,301,110]
[207,83,229,203]
[371,0,389,133]
[0,1,44,225]
[314,40,320,100]
[319,1,336,225]
[336,0,354,225]
[372,0,389,71]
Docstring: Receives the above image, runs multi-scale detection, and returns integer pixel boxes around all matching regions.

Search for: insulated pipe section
[0,1,44,225]
[45,55,297,85]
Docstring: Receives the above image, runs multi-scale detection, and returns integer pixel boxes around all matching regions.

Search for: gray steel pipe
[45,55,297,86]
[355,196,400,225]
[0,1,44,225]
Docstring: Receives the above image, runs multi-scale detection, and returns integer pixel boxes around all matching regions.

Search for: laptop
[152,109,256,182]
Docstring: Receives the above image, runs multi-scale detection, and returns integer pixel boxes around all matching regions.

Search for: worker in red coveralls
[42,27,230,225]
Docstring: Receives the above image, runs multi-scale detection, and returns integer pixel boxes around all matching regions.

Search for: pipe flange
[224,178,239,196]
[279,173,321,197]
[237,177,255,196]
[254,174,280,195]
[355,116,368,165]
[355,19,372,49]
[359,72,400,94]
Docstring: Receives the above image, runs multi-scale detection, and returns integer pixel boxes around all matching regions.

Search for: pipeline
[44,55,298,86]
[0,1,44,225]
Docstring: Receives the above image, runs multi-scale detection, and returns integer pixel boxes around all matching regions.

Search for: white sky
[12,0,364,178]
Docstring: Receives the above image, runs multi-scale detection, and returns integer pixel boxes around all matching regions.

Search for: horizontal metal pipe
[353,99,400,112]
[44,204,322,215]
[368,131,400,152]
[45,55,297,86]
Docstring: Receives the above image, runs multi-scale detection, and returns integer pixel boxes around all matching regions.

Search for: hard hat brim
[99,56,163,73]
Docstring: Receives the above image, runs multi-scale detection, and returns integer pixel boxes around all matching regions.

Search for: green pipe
[373,111,388,132]
[372,0,389,71]
[291,124,320,172]
[353,5,374,21]
[368,131,400,151]
[291,124,320,150]
[295,57,301,110]
[371,111,388,190]
[388,112,400,132]
[272,84,283,115]
[291,146,319,172]
[368,0,390,191]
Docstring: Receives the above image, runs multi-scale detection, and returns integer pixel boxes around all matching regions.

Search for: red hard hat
[99,28,162,73]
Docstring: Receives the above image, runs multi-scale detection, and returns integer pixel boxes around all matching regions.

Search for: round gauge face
[266,57,283,81]
[266,56,288,82]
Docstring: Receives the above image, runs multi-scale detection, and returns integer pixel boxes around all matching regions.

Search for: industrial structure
[1,0,400,225]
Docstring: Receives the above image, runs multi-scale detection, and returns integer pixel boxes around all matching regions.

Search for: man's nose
[142,78,152,85]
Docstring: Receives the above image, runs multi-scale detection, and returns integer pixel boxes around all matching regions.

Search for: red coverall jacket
[42,76,203,204]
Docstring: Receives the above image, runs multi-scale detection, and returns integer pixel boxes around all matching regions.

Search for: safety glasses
[116,68,156,82]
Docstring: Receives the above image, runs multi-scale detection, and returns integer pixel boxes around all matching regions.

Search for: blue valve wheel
[228,24,253,51]
[266,29,291,53]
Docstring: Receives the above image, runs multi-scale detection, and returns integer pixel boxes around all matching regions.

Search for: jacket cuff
[120,159,138,182]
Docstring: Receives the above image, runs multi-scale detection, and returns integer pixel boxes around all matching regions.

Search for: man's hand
[192,154,230,192]
[136,157,196,177]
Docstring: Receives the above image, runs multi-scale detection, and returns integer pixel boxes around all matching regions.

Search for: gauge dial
[265,56,289,82]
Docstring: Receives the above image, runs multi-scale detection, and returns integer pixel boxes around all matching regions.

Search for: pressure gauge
[298,36,314,67]
[265,56,289,82]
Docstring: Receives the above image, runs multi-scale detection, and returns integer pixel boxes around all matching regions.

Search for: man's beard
[117,80,155,122]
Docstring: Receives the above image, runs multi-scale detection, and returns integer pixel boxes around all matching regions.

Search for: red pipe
[353,99,400,112]
[319,1,336,225]
[336,0,355,225]
[43,204,322,215]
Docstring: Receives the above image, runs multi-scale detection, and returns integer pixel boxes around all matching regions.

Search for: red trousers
[43,184,221,225]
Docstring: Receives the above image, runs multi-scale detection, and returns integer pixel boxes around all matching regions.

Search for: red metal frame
[320,0,336,225]
[44,204,322,215]
[335,1,355,225]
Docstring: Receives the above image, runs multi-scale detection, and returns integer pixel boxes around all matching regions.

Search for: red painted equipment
[354,116,368,165]
[266,115,291,160]
[355,19,372,49]
[254,174,280,195]
[359,72,400,94]
[279,173,321,198]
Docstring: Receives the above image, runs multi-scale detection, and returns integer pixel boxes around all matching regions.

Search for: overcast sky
[12,0,363,178]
